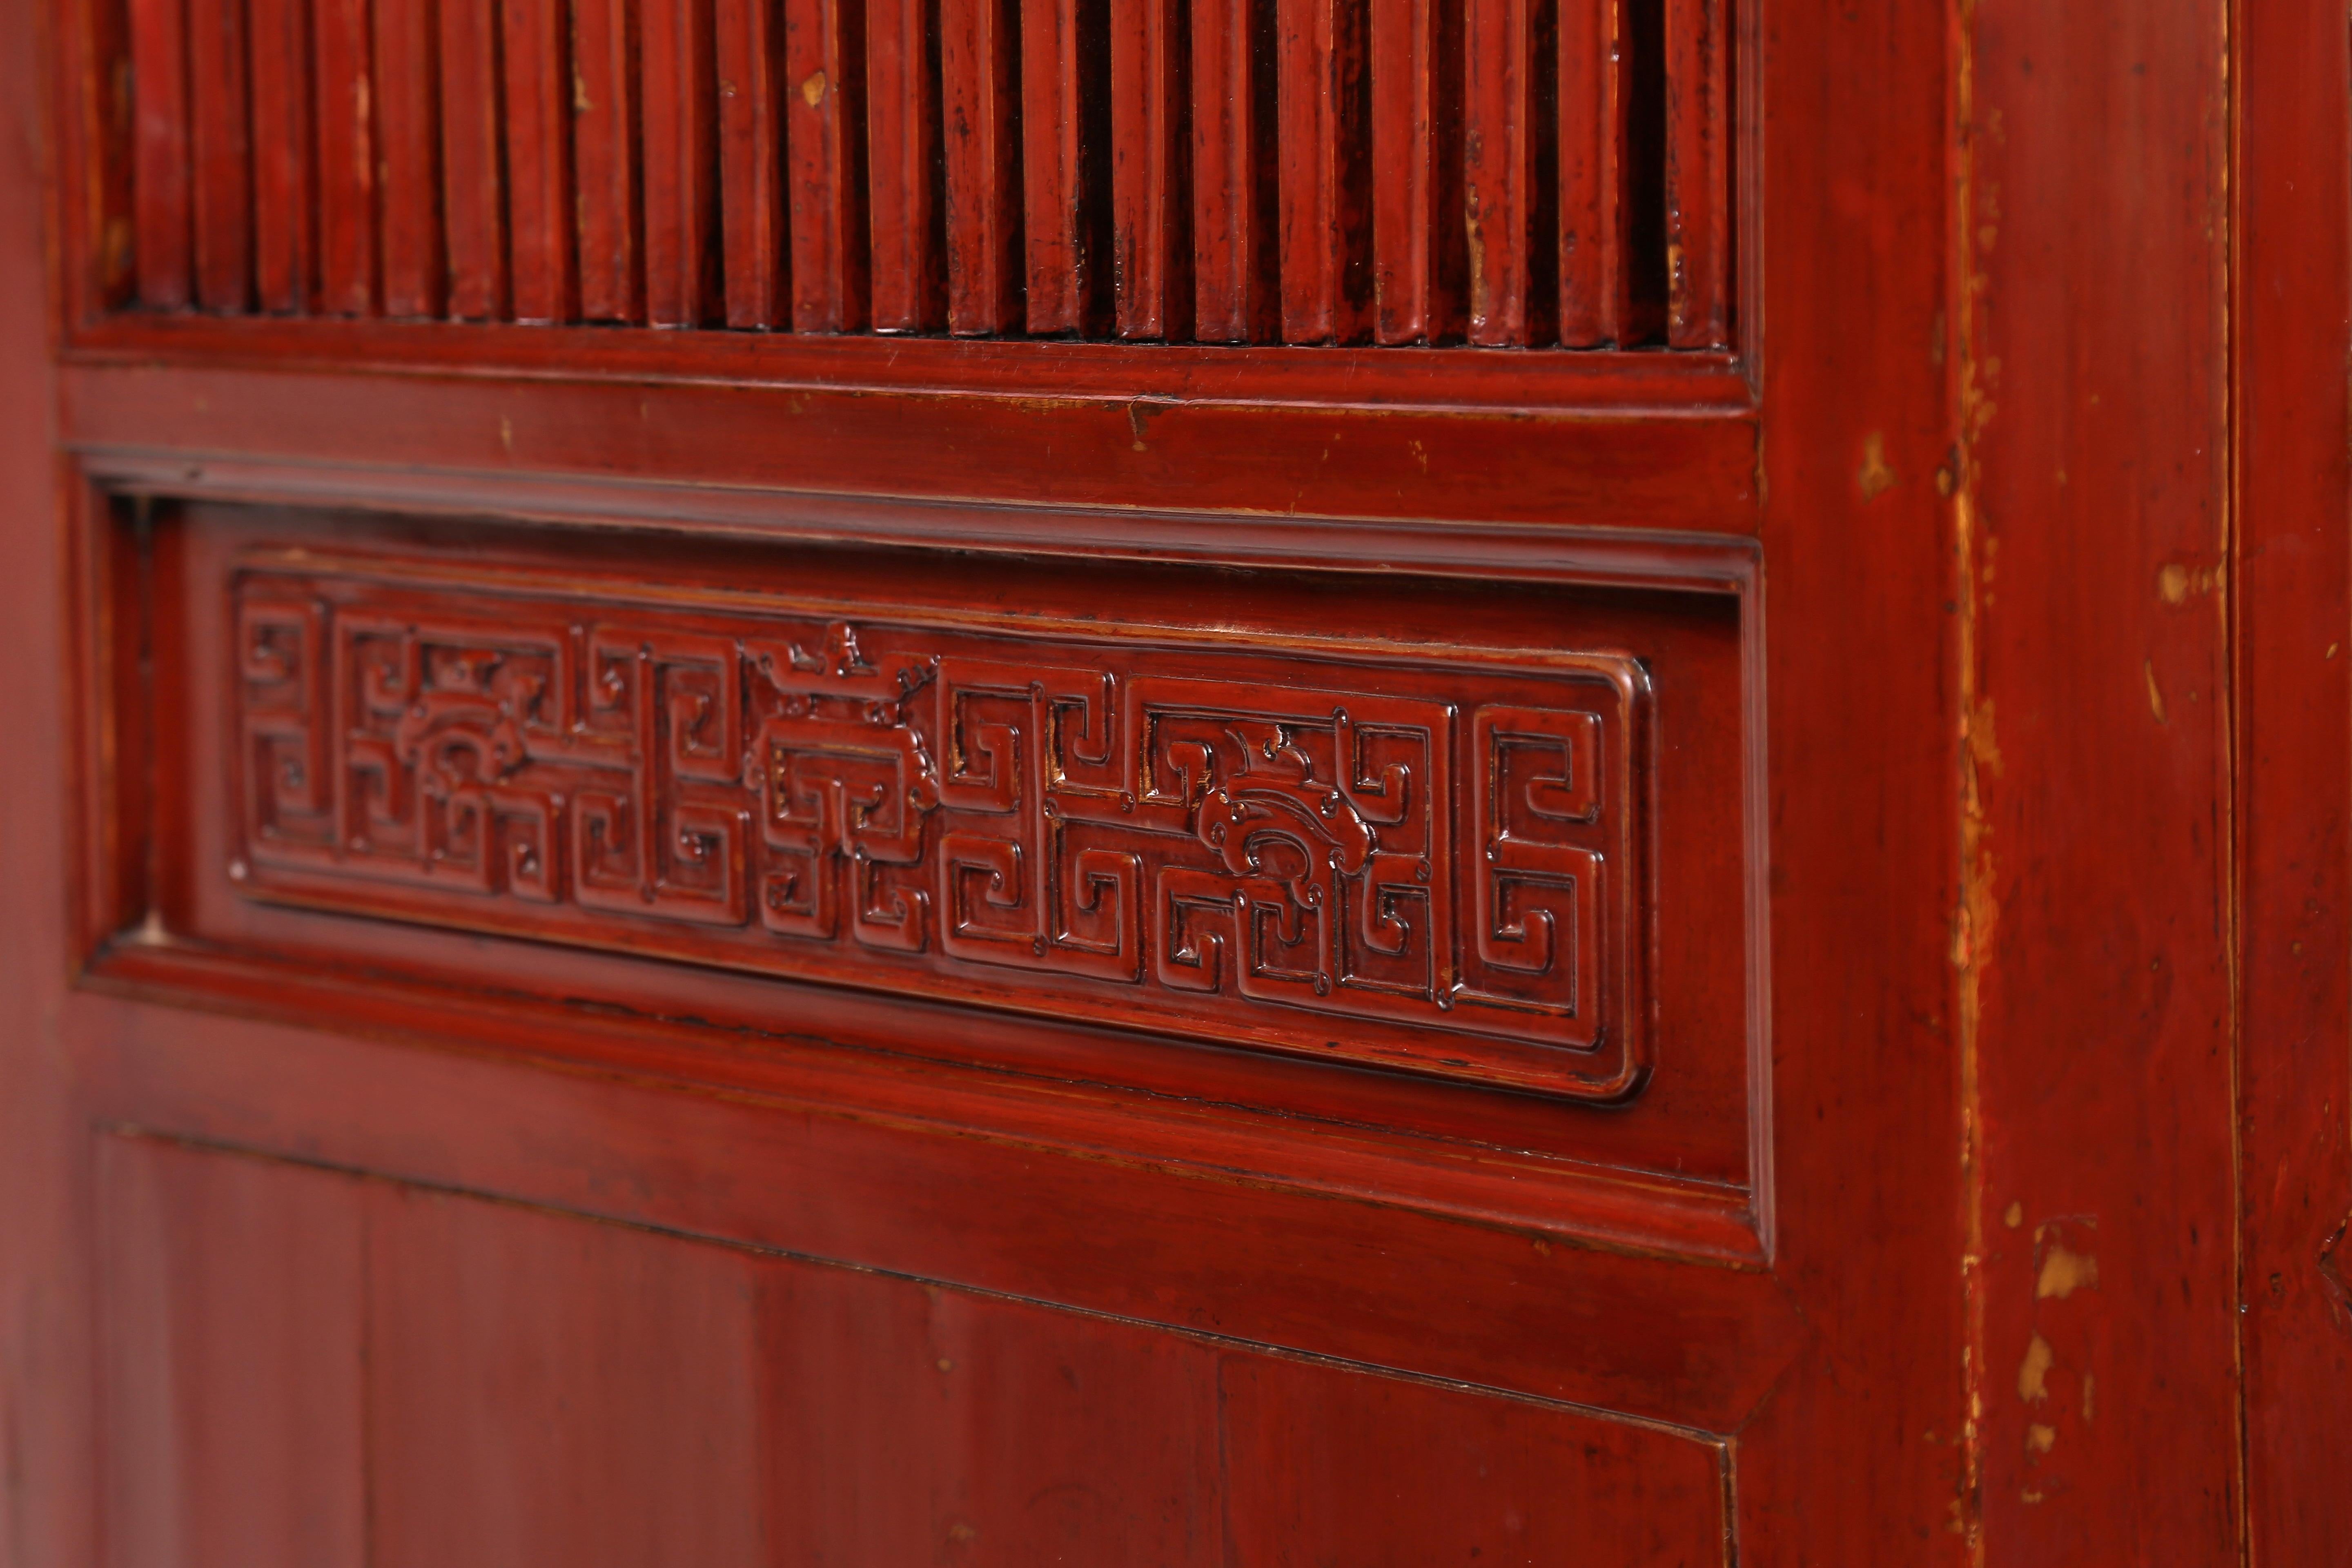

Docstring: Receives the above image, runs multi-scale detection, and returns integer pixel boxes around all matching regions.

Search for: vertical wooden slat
[504,0,579,321]
[1108,0,1187,339]
[439,0,510,318]
[938,0,1019,332]
[1462,0,1533,343]
[248,0,315,311]
[1555,0,1622,343]
[1663,0,1726,346]
[187,0,253,310]
[784,0,868,328]
[1189,0,1274,341]
[574,0,646,321]
[643,0,720,324]
[314,0,380,314]
[129,0,193,308]
[1366,0,1459,341]
[715,0,789,325]
[376,0,447,317]
[1020,0,1095,333]
[1274,0,1367,342]
[864,0,941,330]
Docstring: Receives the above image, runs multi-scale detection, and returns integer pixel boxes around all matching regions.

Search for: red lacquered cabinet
[1,0,2345,1557]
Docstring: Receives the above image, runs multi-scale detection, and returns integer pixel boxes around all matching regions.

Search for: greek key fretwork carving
[231,560,1653,1100]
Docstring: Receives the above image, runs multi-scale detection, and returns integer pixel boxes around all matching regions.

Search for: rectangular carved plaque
[231,554,1653,1099]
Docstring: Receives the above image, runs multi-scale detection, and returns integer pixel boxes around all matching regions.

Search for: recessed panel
[115,502,1760,1213]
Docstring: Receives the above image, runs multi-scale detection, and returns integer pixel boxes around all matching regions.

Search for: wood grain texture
[1958,0,2238,1553]
[97,1136,368,1568]
[1366,0,1460,341]
[1274,0,1369,343]
[313,0,379,314]
[784,0,868,328]
[184,0,251,312]
[641,0,721,327]
[1107,0,1187,338]
[88,1134,1732,1566]
[439,0,510,318]
[375,0,448,318]
[715,0,790,326]
[572,0,646,323]
[1188,0,1275,341]
[2235,0,2352,1557]
[128,0,194,308]
[247,0,316,313]
[502,0,578,322]
[864,0,943,330]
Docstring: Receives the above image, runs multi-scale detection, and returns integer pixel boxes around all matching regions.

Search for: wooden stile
[127,0,194,309]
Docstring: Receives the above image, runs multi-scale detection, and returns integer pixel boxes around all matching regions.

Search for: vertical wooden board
[1218,1354,1726,1564]
[760,1269,1225,1562]
[2237,0,2352,1557]
[365,1187,767,1568]
[642,0,721,326]
[503,0,580,321]
[863,0,940,329]
[1019,0,1095,333]
[938,0,1020,332]
[95,1137,368,1568]
[574,0,646,321]
[784,0,869,329]
[1189,0,1274,340]
[715,0,789,325]
[1107,0,1187,339]
[1732,0,1964,1546]
[129,0,193,308]
[1962,0,2238,1554]
[1554,0,1619,344]
[439,0,510,317]
[185,0,253,311]
[1461,0,1534,344]
[1274,0,1367,343]
[1366,0,1461,342]
[247,0,315,311]
[314,0,379,314]
[375,0,448,317]
[1661,0,1724,347]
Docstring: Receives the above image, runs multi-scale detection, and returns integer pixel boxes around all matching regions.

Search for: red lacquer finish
[6,0,2344,1559]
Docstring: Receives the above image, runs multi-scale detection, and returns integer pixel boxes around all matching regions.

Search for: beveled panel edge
[59,459,1776,1265]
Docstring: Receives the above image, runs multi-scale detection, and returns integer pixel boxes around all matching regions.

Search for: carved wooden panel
[98,0,1731,347]
[230,549,1653,1099]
